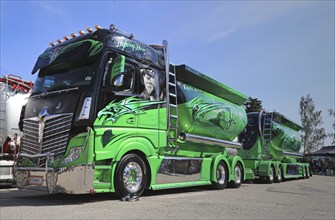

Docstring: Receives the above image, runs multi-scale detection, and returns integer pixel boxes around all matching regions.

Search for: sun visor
[31,39,103,74]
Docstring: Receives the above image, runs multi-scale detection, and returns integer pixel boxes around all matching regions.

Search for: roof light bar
[50,25,99,46]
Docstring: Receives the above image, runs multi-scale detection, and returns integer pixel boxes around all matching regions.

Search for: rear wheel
[266,165,274,184]
[229,162,243,188]
[212,161,228,190]
[114,153,148,199]
[274,166,282,183]
[305,166,309,179]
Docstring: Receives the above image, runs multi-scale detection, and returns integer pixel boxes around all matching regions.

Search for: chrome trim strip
[156,157,203,185]
[282,151,303,157]
[179,133,242,149]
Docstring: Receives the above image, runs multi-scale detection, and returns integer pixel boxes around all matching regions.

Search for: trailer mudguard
[227,156,246,182]
[210,154,231,183]
[259,160,272,177]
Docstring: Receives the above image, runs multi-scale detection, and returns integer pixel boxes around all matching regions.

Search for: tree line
[244,96,335,154]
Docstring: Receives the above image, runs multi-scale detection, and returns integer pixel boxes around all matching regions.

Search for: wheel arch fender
[111,137,155,191]
[210,155,231,183]
[114,137,155,162]
[259,160,273,177]
[227,156,246,182]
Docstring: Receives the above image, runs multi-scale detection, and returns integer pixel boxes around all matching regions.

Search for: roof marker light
[78,30,85,35]
[86,27,93,33]
[50,42,56,47]
[63,36,70,40]
[71,33,77,38]
[95,25,102,30]
[57,39,63,43]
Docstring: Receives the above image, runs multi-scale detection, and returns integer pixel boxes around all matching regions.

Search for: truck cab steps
[163,40,179,151]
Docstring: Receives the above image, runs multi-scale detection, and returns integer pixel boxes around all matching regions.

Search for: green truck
[15,25,248,198]
[238,111,311,183]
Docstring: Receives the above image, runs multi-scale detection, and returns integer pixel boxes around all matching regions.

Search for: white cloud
[176,1,318,42]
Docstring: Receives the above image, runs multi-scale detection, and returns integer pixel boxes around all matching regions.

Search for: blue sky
[1,1,334,145]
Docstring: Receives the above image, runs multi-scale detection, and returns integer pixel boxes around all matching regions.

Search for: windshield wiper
[31,87,79,98]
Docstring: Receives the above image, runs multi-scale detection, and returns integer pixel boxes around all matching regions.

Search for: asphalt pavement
[0,175,334,219]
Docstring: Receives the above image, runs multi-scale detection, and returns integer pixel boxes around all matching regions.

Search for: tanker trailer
[238,111,311,183]
[0,75,32,185]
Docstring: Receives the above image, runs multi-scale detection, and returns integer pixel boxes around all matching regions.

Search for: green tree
[299,94,327,154]
[328,109,335,145]
[244,97,264,113]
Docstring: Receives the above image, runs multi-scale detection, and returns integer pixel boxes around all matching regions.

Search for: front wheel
[114,153,148,199]
[212,161,228,190]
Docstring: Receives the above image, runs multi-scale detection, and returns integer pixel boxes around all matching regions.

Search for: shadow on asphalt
[0,185,225,207]
[1,177,312,207]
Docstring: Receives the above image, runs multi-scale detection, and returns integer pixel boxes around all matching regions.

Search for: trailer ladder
[163,40,179,151]
[262,112,273,156]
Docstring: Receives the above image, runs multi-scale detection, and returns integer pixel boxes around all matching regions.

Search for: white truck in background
[0,75,32,186]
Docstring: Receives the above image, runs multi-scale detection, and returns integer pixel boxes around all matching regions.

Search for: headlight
[64,146,83,164]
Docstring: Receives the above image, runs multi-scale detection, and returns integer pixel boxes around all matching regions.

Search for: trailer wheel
[305,166,309,179]
[274,166,282,183]
[212,161,228,190]
[114,153,147,199]
[309,166,313,177]
[266,165,274,184]
[229,162,243,188]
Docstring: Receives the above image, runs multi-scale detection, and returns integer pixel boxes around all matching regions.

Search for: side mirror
[113,74,124,87]
[111,55,125,81]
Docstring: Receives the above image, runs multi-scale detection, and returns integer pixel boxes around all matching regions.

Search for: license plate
[29,176,43,185]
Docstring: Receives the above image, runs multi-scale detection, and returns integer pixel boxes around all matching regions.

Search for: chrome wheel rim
[217,164,226,185]
[269,167,274,181]
[234,165,242,184]
[123,162,143,193]
[278,167,282,181]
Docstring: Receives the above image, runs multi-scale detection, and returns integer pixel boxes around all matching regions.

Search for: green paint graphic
[97,97,165,125]
[40,39,103,62]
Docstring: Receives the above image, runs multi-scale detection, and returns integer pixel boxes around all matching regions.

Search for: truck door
[137,67,166,148]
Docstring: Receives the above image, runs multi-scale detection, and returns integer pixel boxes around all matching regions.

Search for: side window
[104,55,134,93]
[112,64,134,92]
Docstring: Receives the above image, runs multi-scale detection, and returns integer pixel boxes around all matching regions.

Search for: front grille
[21,113,73,166]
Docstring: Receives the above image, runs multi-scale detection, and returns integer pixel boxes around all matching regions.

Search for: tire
[266,166,274,184]
[212,161,229,190]
[229,162,243,188]
[274,166,282,183]
[302,166,306,179]
[309,167,313,177]
[305,166,309,179]
[114,153,148,199]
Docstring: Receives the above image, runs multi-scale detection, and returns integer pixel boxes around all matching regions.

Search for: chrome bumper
[15,153,94,194]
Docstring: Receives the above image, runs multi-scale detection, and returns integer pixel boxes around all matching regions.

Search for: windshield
[32,63,97,95]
